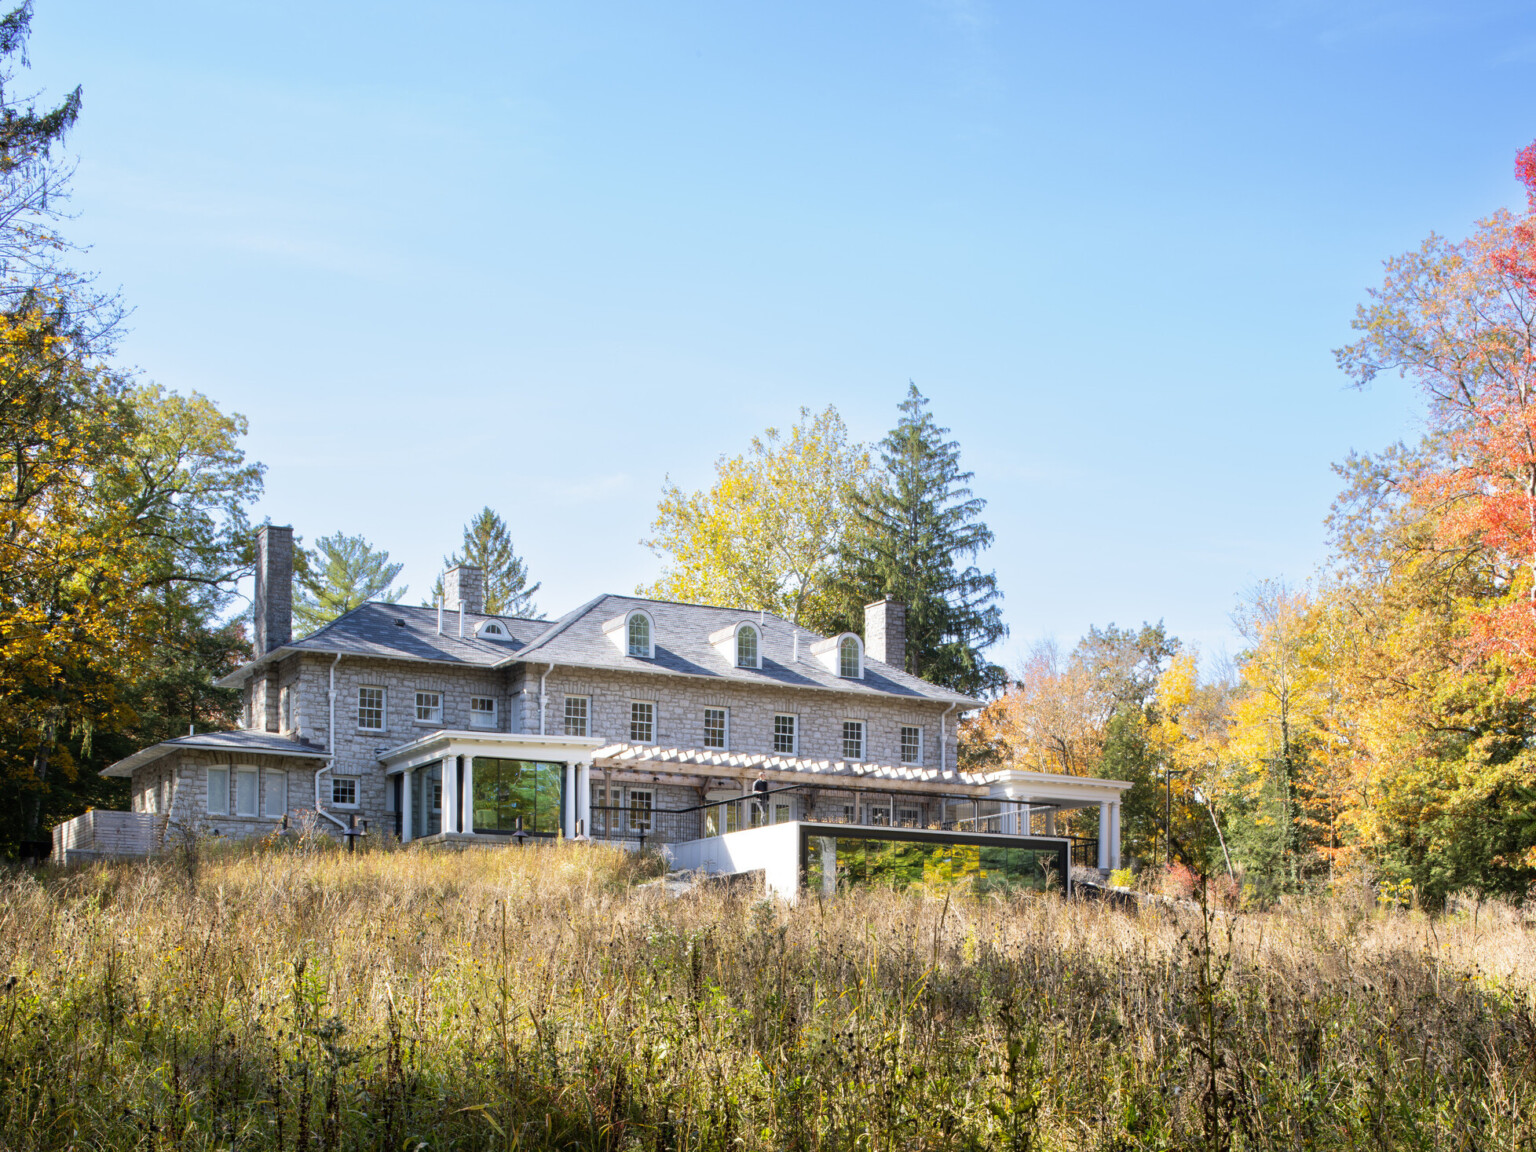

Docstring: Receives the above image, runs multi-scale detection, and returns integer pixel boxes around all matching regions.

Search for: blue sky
[26,1,1536,669]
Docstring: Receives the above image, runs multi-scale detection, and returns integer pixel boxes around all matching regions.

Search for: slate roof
[218,594,978,708]
[101,730,329,777]
[214,603,548,686]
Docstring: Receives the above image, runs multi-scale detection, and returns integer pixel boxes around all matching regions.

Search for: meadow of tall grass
[2,837,1534,1151]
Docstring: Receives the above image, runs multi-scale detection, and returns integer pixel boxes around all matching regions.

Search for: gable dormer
[709,619,763,669]
[810,631,863,679]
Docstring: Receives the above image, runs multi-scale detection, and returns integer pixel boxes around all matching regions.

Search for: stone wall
[130,750,326,841]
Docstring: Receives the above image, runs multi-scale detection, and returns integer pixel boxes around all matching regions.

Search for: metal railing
[585,784,1098,859]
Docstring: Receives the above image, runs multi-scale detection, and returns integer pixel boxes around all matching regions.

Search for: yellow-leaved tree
[640,405,868,629]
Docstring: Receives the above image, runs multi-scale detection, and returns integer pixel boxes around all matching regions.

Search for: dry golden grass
[2,838,1534,1151]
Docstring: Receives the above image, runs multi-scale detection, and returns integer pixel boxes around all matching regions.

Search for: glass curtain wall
[805,834,1064,897]
[472,758,562,835]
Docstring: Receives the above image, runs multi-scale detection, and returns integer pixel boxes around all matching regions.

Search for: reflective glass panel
[472,758,563,834]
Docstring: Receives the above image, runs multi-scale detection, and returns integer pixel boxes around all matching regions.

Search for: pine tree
[838,385,1007,695]
[293,533,406,633]
[432,507,541,617]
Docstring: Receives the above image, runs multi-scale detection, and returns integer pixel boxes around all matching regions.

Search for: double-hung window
[736,625,758,668]
[630,701,654,744]
[263,770,287,818]
[900,725,923,765]
[279,685,293,732]
[842,720,865,761]
[564,696,589,737]
[704,707,728,749]
[838,637,861,678]
[235,767,259,817]
[207,767,229,816]
[628,789,653,832]
[358,687,385,731]
[470,697,497,729]
[627,613,650,657]
[773,713,797,755]
[415,691,442,724]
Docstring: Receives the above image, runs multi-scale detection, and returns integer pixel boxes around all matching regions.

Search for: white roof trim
[378,729,605,774]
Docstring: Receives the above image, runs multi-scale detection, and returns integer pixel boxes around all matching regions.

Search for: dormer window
[736,624,759,668]
[627,611,652,657]
[475,619,508,640]
[838,636,861,678]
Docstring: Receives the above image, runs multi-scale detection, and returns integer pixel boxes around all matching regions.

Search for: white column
[462,756,476,836]
[401,770,413,844]
[1110,801,1122,869]
[441,754,459,835]
[1097,801,1109,870]
[563,764,577,838]
[1020,802,1030,836]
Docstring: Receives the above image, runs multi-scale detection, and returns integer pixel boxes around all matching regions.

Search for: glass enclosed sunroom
[380,731,604,843]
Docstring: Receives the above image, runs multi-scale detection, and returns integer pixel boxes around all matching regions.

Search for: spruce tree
[838,385,1007,695]
[433,507,541,617]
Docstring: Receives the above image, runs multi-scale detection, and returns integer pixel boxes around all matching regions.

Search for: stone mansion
[87,525,1128,873]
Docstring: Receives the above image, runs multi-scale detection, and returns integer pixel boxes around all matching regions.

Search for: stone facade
[129,749,328,839]
[223,649,960,839]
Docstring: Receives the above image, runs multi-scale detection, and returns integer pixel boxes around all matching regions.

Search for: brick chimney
[864,598,905,671]
[254,524,294,656]
[443,564,485,615]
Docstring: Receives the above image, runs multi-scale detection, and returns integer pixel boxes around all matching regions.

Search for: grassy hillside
[2,840,1534,1150]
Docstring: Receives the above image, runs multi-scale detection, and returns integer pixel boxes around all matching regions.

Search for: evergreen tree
[837,385,1007,694]
[432,507,541,617]
[294,533,406,633]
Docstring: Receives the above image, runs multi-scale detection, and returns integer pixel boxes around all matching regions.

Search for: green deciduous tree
[431,506,541,617]
[837,385,1006,694]
[294,534,406,633]
[641,405,868,629]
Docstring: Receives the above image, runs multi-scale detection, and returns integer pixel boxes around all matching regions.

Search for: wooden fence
[51,810,168,865]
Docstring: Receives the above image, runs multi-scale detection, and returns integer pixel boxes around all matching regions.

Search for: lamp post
[1165,767,1186,867]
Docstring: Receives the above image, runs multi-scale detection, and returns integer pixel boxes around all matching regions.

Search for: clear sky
[24,1,1536,669]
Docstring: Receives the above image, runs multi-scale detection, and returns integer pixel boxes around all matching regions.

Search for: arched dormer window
[475,620,509,640]
[736,623,759,668]
[627,611,653,658]
[838,635,861,679]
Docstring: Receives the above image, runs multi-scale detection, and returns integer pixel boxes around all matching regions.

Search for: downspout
[939,702,956,774]
[315,653,347,830]
[539,663,554,735]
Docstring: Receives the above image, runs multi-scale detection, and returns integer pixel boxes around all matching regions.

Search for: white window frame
[735,624,759,669]
[627,611,653,658]
[234,766,259,817]
[470,696,497,729]
[331,776,358,807]
[703,707,729,750]
[842,719,865,761]
[564,695,589,738]
[630,700,655,744]
[263,770,287,819]
[415,690,443,725]
[358,686,386,731]
[628,788,653,832]
[206,767,229,816]
[900,725,923,766]
[773,713,798,756]
[838,636,862,679]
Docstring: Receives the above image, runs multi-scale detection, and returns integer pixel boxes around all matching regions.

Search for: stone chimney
[443,564,486,615]
[254,524,294,656]
[864,598,906,671]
